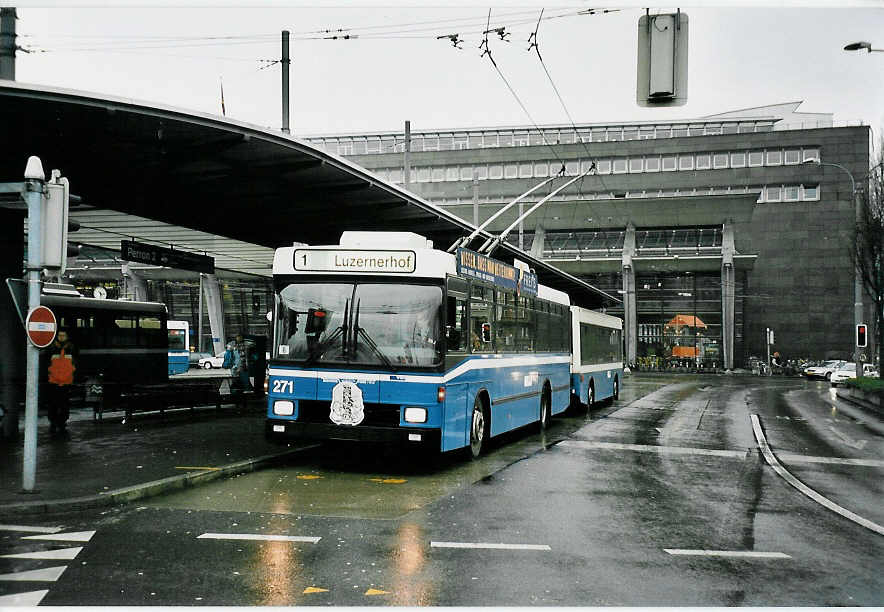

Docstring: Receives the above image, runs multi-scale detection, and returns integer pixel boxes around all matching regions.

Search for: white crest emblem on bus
[329,380,365,426]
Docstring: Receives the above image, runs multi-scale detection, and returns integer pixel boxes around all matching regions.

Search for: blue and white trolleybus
[265,231,622,457]
[167,320,190,375]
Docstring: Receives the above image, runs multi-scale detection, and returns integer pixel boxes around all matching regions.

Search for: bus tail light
[437,386,446,403]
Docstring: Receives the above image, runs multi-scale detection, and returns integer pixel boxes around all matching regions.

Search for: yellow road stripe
[365,589,389,596]
[303,587,328,594]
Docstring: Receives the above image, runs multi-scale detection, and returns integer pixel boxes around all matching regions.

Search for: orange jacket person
[46,328,76,436]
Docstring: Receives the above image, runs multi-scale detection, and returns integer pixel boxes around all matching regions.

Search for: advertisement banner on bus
[456,248,537,296]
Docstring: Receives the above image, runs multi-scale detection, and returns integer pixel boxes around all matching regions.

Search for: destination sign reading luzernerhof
[456,248,538,296]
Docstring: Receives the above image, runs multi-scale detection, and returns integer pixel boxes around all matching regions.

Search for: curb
[0,444,319,516]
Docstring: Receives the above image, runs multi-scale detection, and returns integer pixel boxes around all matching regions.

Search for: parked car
[189,351,212,368]
[804,360,846,380]
[198,351,227,369]
[830,363,879,386]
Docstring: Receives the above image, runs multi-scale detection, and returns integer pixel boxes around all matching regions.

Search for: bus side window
[446,277,468,353]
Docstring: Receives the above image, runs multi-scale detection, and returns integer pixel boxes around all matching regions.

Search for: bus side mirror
[481,322,492,343]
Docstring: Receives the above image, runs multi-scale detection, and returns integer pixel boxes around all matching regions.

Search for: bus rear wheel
[469,396,487,459]
[587,384,595,409]
[612,377,619,400]
[539,388,551,431]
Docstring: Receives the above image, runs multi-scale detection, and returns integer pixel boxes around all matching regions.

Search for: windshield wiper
[352,299,396,371]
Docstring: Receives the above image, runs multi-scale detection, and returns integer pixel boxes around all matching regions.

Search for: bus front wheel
[469,396,487,459]
[612,377,619,401]
[539,387,551,431]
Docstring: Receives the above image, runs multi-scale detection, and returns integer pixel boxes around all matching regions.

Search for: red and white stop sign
[26,305,57,348]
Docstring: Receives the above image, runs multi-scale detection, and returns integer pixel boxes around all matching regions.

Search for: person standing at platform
[45,328,77,436]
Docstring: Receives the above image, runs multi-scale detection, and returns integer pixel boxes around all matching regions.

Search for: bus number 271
[272,379,294,394]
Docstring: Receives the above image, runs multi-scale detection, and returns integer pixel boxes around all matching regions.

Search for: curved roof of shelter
[0,80,617,308]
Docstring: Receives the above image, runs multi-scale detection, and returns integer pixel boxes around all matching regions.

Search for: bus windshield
[275,281,443,368]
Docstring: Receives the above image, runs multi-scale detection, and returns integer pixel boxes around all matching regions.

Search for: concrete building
[305,102,873,368]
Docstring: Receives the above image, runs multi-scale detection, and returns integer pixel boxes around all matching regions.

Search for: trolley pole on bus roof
[281,30,290,134]
[22,156,46,492]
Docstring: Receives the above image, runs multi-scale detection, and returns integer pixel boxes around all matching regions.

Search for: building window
[639,127,655,140]
[623,127,639,141]
[453,136,468,150]
[531,131,546,146]
[513,131,529,146]
[366,138,380,153]
[713,153,728,169]
[803,184,819,200]
[423,136,438,152]
[656,126,671,138]
[461,166,473,181]
[705,124,722,135]
[431,168,445,182]
[580,160,594,174]
[645,157,660,172]
[722,123,739,135]
[483,134,498,148]
[410,137,424,152]
[591,128,607,142]
[784,185,800,201]
[596,159,612,174]
[499,133,513,147]
[766,150,782,165]
[476,166,488,180]
[689,125,705,137]
[389,169,402,183]
[613,158,628,173]
[446,167,459,181]
[417,167,430,182]
[489,164,503,180]
[748,151,763,167]
[504,164,518,179]
[560,130,576,144]
[469,135,483,149]
[802,148,820,163]
[438,136,453,151]
[679,155,694,170]
[629,158,643,173]
[607,127,623,142]
[784,149,801,165]
[519,163,532,178]
[672,125,689,137]
[534,162,549,177]
[730,152,746,168]
[662,156,677,171]
[337,141,353,156]
[765,186,782,201]
[352,139,367,155]
[565,161,579,176]
[695,154,711,170]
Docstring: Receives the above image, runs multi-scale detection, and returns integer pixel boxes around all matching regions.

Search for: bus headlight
[273,400,294,416]
[404,407,427,423]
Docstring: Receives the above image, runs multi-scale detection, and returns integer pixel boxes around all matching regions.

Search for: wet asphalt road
[2,374,882,606]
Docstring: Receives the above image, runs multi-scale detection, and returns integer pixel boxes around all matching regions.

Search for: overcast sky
[10,3,884,142]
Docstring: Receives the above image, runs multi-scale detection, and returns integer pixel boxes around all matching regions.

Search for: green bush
[845,377,884,393]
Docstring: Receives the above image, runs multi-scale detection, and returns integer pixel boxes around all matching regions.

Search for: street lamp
[844,41,884,53]
[803,158,864,379]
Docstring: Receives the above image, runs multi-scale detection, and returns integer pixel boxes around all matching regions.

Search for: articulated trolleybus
[266,232,622,457]
[167,320,190,375]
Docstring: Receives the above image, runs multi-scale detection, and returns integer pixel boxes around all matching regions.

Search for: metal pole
[281,30,290,134]
[403,120,411,188]
[197,273,204,352]
[766,328,771,376]
[472,170,479,227]
[853,185,863,379]
[23,156,45,492]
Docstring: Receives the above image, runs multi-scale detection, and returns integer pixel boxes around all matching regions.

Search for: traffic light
[856,323,867,348]
[41,171,70,273]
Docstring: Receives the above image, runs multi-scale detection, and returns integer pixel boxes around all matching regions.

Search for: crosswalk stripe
[1,547,83,561]
[0,525,62,534]
[22,530,95,542]
[430,541,551,550]
[664,549,791,559]
[0,589,49,605]
[197,533,321,543]
[0,566,67,582]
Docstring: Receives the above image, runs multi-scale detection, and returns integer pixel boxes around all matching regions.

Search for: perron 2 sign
[121,240,214,274]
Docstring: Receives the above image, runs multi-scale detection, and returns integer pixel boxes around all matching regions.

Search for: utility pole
[0,8,16,80]
[281,30,290,134]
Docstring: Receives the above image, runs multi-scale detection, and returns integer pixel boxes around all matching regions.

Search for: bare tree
[853,146,884,375]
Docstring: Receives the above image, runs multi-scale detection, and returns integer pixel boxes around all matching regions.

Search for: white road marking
[560,440,747,459]
[0,590,49,605]
[197,533,321,543]
[751,414,884,537]
[827,425,868,450]
[430,541,551,550]
[1,547,83,561]
[776,453,884,468]
[22,530,95,542]
[0,525,62,534]
[0,566,67,582]
[664,549,791,559]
